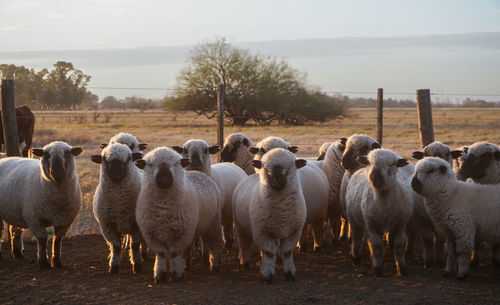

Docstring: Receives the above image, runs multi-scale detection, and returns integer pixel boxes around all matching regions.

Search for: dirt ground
[1,235,499,305]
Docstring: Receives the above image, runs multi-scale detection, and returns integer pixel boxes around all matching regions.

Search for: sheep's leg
[492,244,500,268]
[170,249,186,282]
[367,231,385,277]
[280,229,302,282]
[184,243,193,270]
[129,234,143,274]
[9,225,24,259]
[255,237,278,284]
[328,205,343,245]
[444,239,457,277]
[222,207,234,250]
[339,217,349,241]
[154,250,168,283]
[28,223,50,269]
[470,237,481,268]
[311,220,325,253]
[0,219,3,260]
[297,225,310,252]
[203,224,224,272]
[435,234,447,267]
[102,229,122,274]
[349,222,363,266]
[418,228,434,268]
[51,225,70,268]
[236,228,253,268]
[391,228,407,276]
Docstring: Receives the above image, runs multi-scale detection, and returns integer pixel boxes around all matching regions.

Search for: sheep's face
[453,147,468,181]
[357,149,408,191]
[411,157,455,197]
[172,140,219,173]
[252,148,306,191]
[101,132,147,153]
[32,141,83,183]
[458,142,500,183]
[221,133,251,162]
[340,134,380,172]
[321,140,346,162]
[91,143,142,183]
[135,147,190,190]
[411,141,462,168]
[249,136,298,162]
[317,142,333,161]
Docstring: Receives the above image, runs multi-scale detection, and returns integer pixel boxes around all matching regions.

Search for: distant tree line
[99,96,164,111]
[347,96,500,108]
[0,62,98,109]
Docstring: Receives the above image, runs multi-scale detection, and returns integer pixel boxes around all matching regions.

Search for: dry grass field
[7,107,500,236]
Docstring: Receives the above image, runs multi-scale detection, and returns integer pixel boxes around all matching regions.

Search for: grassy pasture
[3,107,500,236]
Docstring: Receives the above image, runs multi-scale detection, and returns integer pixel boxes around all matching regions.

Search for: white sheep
[91,143,145,274]
[135,147,223,283]
[346,149,414,276]
[100,132,148,153]
[317,142,334,161]
[220,133,256,175]
[233,148,307,283]
[172,139,247,249]
[0,141,82,269]
[411,157,500,279]
[249,136,329,252]
[411,141,463,178]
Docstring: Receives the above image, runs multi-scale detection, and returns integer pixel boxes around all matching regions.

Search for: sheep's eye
[260,148,266,153]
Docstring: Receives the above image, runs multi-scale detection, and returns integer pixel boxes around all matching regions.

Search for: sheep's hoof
[373,266,383,277]
[38,258,51,270]
[12,248,24,259]
[457,273,468,281]
[154,271,167,284]
[313,245,322,253]
[443,271,453,277]
[109,265,120,274]
[262,274,273,285]
[350,254,361,266]
[132,262,142,274]
[424,259,433,269]
[284,271,296,282]
[51,257,63,268]
[492,260,500,269]
[172,271,184,282]
[398,265,407,276]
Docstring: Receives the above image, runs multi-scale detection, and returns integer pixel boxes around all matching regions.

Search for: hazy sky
[1,0,499,101]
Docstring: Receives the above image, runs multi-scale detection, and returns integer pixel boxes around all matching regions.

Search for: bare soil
[1,234,499,304]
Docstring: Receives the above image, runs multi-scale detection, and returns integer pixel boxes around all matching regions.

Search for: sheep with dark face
[233,148,307,283]
[249,136,329,252]
[173,139,247,249]
[458,142,500,185]
[100,132,148,153]
[91,143,145,274]
[135,148,223,283]
[346,149,413,276]
[411,157,500,279]
[0,141,82,269]
[317,142,334,161]
[220,133,255,175]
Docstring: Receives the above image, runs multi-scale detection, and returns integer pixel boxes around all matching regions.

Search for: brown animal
[0,105,35,157]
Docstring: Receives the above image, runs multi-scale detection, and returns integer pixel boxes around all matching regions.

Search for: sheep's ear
[463,147,469,154]
[412,151,425,160]
[317,153,326,161]
[339,137,348,146]
[139,143,148,150]
[396,158,409,167]
[99,143,108,149]
[451,150,463,159]
[135,159,146,169]
[248,147,259,155]
[288,146,299,154]
[31,148,44,157]
[90,155,102,164]
[371,142,381,150]
[295,159,307,169]
[209,145,220,154]
[438,165,448,174]
[180,158,191,168]
[243,138,249,146]
[132,152,143,161]
[356,156,369,165]
[71,147,83,156]
[495,151,500,160]
[171,146,184,154]
[251,160,262,169]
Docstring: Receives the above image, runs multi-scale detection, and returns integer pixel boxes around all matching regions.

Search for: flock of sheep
[0,131,499,284]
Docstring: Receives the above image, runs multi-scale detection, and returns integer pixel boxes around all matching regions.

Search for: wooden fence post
[1,79,21,157]
[416,89,434,148]
[376,88,383,145]
[216,84,224,162]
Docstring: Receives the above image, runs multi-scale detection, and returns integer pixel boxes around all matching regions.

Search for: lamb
[458,142,500,185]
[172,139,247,249]
[100,132,148,153]
[232,148,307,283]
[346,149,414,276]
[0,141,82,269]
[135,147,223,283]
[90,143,145,274]
[411,157,500,279]
[412,141,463,178]
[220,133,256,175]
[249,136,329,252]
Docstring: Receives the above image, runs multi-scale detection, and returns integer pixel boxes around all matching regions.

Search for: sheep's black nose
[269,166,286,190]
[156,164,173,189]
[411,176,422,194]
[50,157,65,183]
[369,169,384,189]
[107,159,127,183]
[220,146,235,162]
